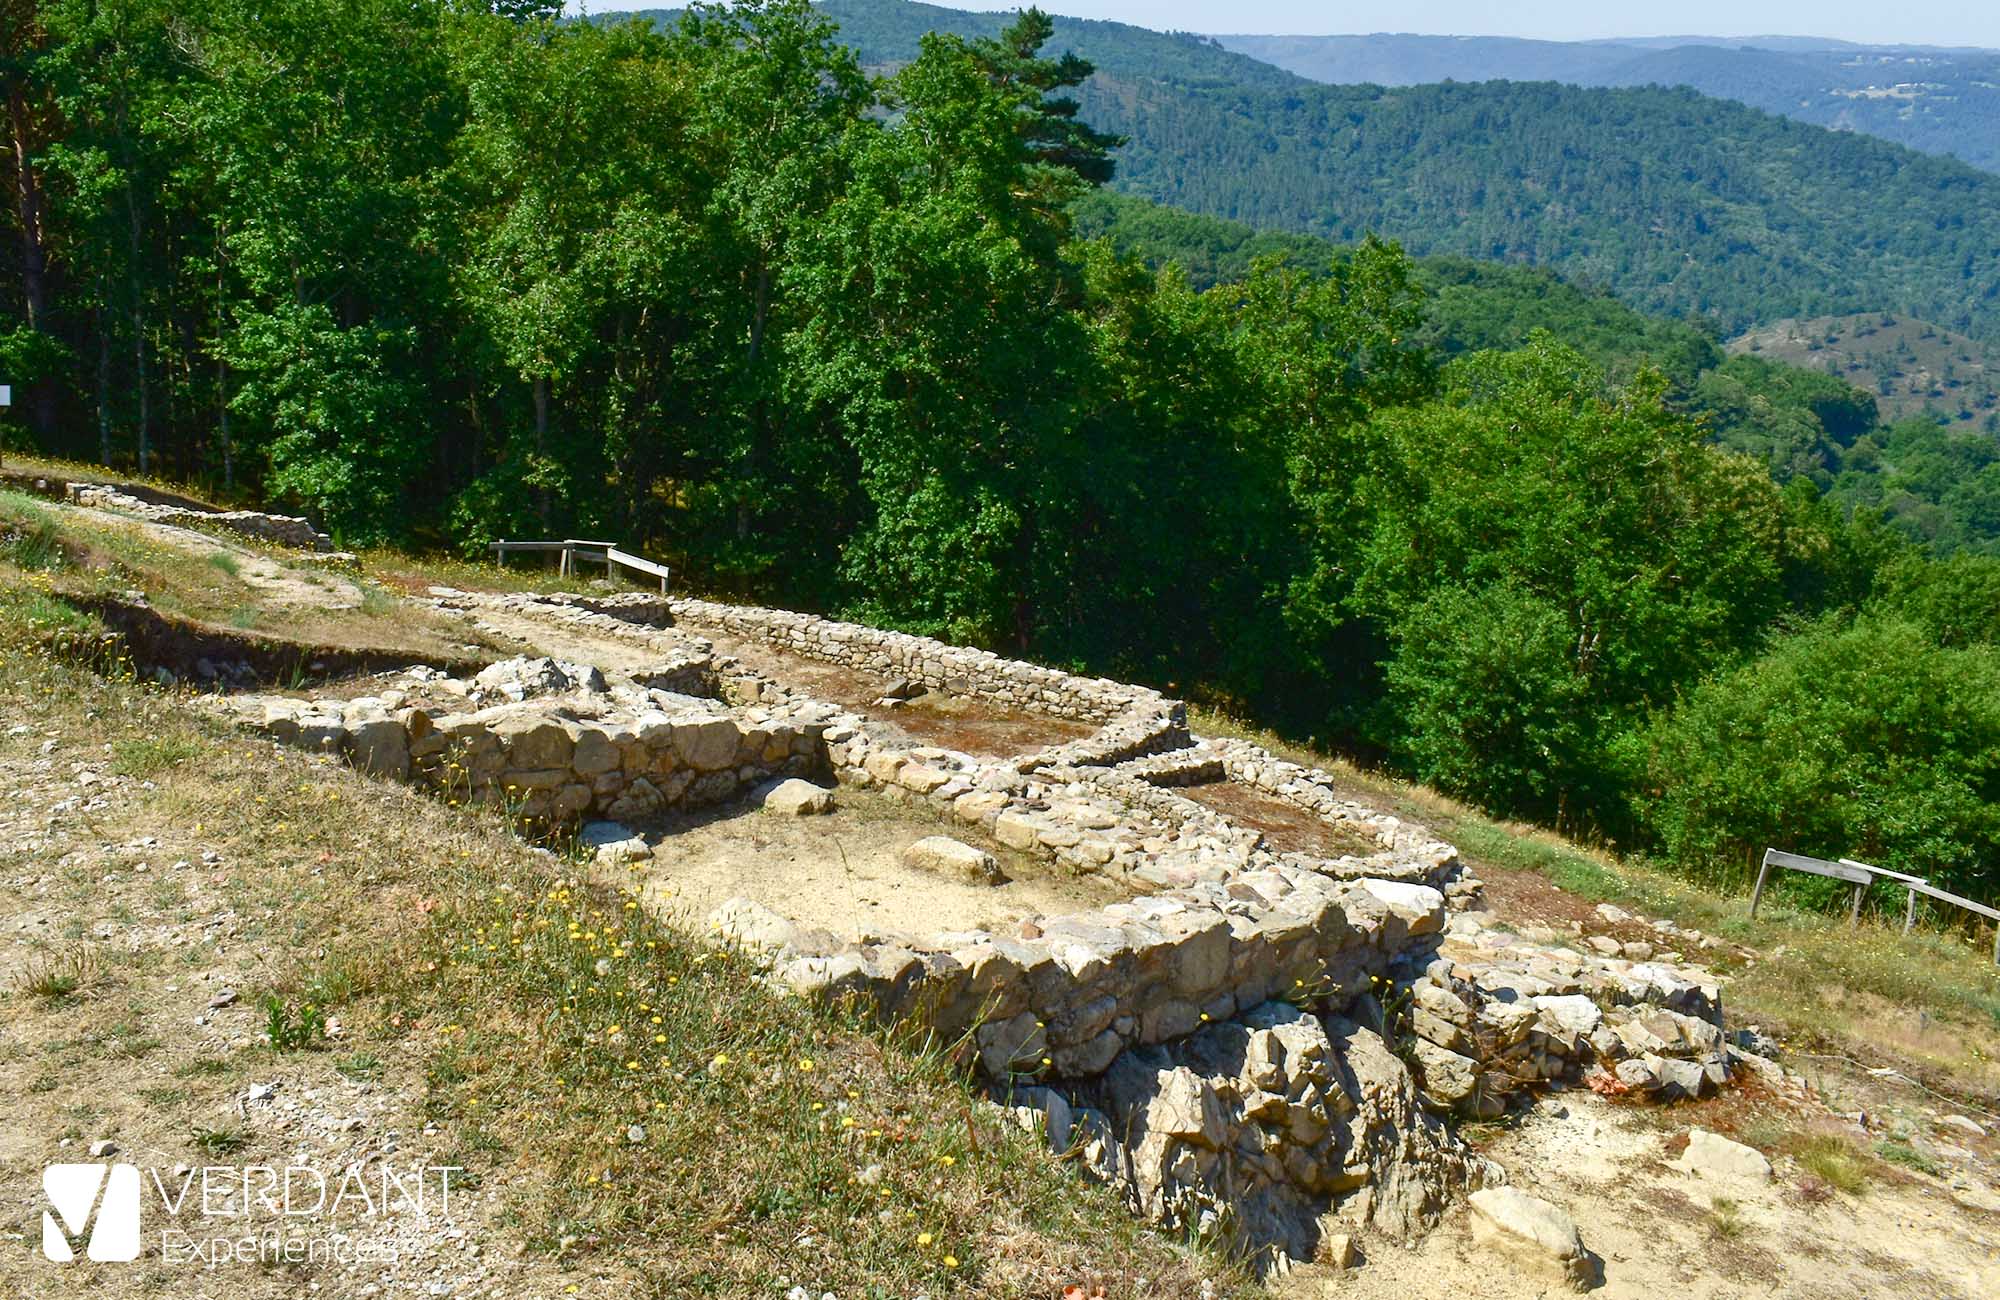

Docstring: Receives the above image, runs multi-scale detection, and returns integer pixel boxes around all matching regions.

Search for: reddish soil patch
[707,633,1097,758]
[1473,863,1606,932]
[1176,779,1384,859]
[1472,862,1740,959]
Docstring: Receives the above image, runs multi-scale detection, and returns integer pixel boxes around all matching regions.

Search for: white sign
[0,384,12,405]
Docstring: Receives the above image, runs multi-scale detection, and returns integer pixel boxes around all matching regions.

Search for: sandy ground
[629,786,1128,941]
[1276,1092,2000,1299]
[452,600,701,679]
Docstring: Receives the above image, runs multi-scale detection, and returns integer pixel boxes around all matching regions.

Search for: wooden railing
[1753,846,1999,965]
[488,538,671,593]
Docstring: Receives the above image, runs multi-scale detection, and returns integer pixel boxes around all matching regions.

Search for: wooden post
[1905,887,1918,935]
[1749,855,1772,920]
[1849,882,1865,927]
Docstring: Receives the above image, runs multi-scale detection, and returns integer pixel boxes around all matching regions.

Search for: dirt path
[49,497,367,612]
[455,601,705,680]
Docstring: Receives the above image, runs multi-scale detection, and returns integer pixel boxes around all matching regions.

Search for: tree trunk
[127,180,150,473]
[532,374,550,528]
[96,306,112,464]
[739,262,771,543]
[216,238,232,489]
[217,356,232,491]
[6,90,49,330]
[7,85,57,441]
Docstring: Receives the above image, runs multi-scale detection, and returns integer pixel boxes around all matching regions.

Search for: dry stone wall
[1002,1003,1487,1272]
[533,592,1192,768]
[1399,915,1799,1114]
[714,865,1451,1079]
[214,658,828,822]
[67,482,335,552]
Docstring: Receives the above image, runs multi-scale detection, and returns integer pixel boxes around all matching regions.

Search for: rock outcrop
[1006,1002,1487,1270]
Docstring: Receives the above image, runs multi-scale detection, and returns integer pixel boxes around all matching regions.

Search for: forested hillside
[1071,191,1726,387]
[1075,191,2000,560]
[1218,33,2000,173]
[4,0,1997,900]
[798,0,2000,345]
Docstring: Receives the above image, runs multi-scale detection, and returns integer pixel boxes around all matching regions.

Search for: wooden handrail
[488,538,669,592]
[1752,848,1875,927]
[1757,847,1999,964]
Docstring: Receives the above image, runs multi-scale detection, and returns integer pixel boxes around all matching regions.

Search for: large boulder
[470,656,605,704]
[1676,1128,1772,1182]
[902,836,1003,885]
[758,778,835,816]
[673,717,742,772]
[1410,1038,1480,1106]
[707,897,796,954]
[580,820,651,864]
[1468,1187,1597,1291]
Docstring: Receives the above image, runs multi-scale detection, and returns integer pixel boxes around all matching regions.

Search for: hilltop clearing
[1732,314,2000,428]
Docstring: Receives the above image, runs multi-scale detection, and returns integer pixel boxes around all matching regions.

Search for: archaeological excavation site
[7,475,1995,1300]
[203,579,1796,1281]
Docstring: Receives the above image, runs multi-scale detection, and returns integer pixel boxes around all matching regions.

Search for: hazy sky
[581,1,2000,48]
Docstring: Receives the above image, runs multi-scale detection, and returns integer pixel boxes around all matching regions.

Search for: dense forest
[798,0,2000,345]
[1218,33,2000,174]
[1077,192,2000,559]
[3,0,1996,902]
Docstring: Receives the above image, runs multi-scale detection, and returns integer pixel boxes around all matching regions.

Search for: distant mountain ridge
[616,2,2000,344]
[1214,32,2000,171]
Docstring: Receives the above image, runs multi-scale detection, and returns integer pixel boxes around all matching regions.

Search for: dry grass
[0,487,522,664]
[0,595,1242,1296]
[0,450,234,510]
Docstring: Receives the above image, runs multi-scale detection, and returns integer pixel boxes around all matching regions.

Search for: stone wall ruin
[204,586,1763,1274]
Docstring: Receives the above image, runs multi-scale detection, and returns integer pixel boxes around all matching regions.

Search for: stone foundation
[67,483,335,552]
[213,658,829,822]
[200,589,1762,1276]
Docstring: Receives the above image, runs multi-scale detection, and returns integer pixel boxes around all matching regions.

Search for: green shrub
[1627,616,2000,898]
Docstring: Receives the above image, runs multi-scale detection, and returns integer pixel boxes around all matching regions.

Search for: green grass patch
[191,1124,251,1156]
[359,584,397,617]
[1875,1139,1945,1177]
[14,947,99,1003]
[112,733,204,777]
[336,1050,383,1081]
[1797,1135,1870,1194]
